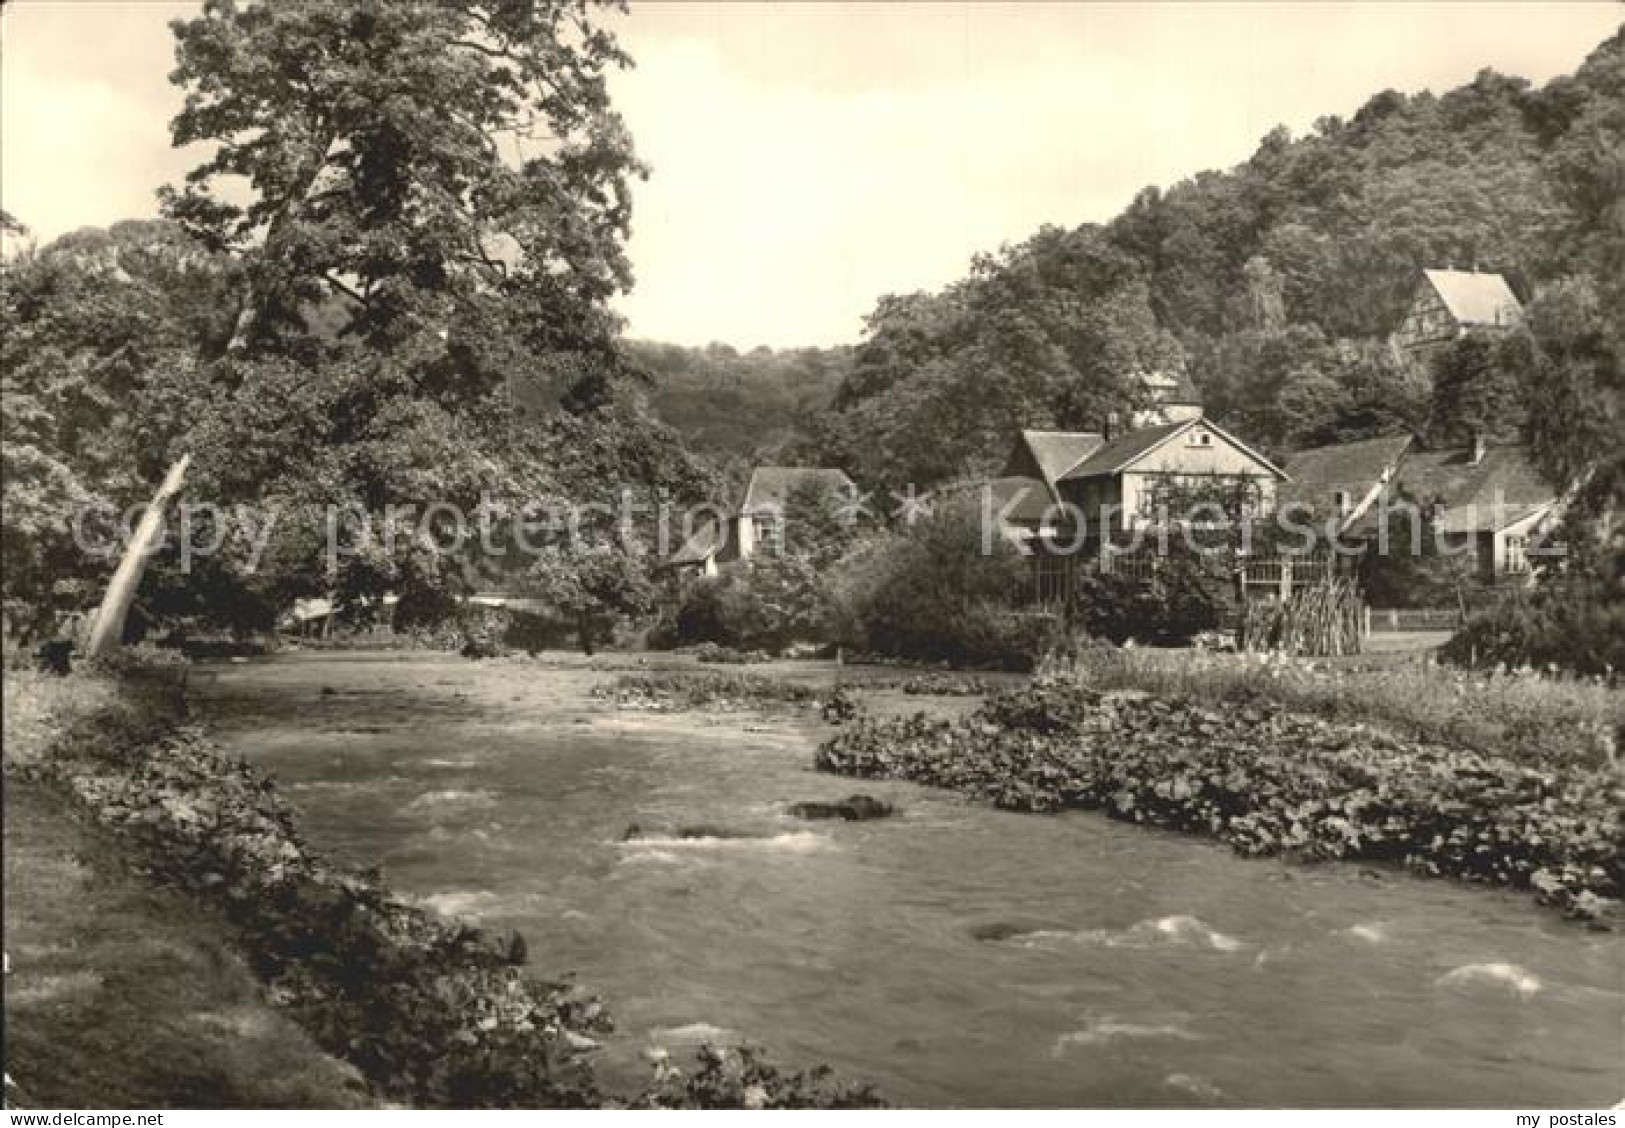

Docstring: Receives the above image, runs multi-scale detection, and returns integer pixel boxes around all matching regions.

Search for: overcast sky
[1,2,1617,347]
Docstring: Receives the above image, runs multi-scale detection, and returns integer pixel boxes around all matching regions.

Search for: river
[191,652,1624,1108]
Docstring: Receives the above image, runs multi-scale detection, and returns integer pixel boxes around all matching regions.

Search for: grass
[1050,645,1622,770]
[2,666,369,1109]
[2,666,118,769]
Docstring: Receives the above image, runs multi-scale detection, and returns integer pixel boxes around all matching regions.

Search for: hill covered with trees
[624,340,850,463]
[763,26,1622,490]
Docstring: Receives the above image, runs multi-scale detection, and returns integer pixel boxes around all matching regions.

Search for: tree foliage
[2,0,706,642]
[769,29,1625,486]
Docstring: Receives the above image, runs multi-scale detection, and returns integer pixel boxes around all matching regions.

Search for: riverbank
[818,678,1623,926]
[4,661,880,1108]
[187,650,1623,1106]
[3,668,367,1108]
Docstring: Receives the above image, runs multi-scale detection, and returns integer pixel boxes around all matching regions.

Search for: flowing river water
[191,652,1624,1108]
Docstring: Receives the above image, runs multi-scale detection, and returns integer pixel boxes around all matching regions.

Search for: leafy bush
[819,680,1623,924]
[673,556,829,653]
[1442,585,1625,679]
[828,503,1046,668]
[632,1045,884,1109]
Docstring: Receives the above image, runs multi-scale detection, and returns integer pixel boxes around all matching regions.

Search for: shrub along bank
[1053,644,1620,771]
[9,665,881,1108]
[817,680,1623,925]
[591,670,822,711]
[3,667,368,1109]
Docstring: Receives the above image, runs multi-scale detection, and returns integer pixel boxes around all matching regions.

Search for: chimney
[1470,429,1487,465]
[1104,411,1120,441]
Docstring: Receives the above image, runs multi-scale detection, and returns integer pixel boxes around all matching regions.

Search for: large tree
[164,0,643,369]
[136,0,703,635]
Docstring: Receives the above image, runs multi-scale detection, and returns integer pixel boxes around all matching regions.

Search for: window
[1186,430,1214,448]
[1504,535,1530,575]
[1334,490,1351,518]
[751,514,783,556]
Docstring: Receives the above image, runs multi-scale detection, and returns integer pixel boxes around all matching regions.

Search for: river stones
[786,794,895,822]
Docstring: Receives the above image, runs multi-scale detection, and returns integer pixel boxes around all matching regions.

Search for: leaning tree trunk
[85,455,191,657]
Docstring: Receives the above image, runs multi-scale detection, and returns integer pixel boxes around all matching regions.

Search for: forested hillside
[624,340,850,462]
[790,27,1623,490]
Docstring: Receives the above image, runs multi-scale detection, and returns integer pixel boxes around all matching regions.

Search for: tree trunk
[577,611,594,657]
[86,455,191,657]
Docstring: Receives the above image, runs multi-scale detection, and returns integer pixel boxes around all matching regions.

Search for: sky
[1,1,1618,347]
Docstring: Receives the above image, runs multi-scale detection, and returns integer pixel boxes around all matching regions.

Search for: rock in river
[787,795,895,822]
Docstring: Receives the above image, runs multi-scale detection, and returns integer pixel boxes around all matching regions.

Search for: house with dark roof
[1363,437,1559,579]
[660,466,857,579]
[992,417,1287,546]
[1280,432,1414,533]
[1287,429,1561,581]
[1392,268,1523,359]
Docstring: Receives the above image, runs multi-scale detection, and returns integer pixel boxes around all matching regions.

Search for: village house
[1391,268,1523,360]
[1285,429,1561,581]
[1279,432,1414,534]
[989,369,1283,544]
[992,417,1287,546]
[1355,434,1560,580]
[661,466,857,580]
[987,377,1288,603]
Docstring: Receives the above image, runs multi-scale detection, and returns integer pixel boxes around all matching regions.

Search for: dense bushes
[818,680,1622,924]
[826,503,1050,669]
[632,1045,882,1110]
[1072,556,1226,645]
[661,501,1051,669]
[1443,585,1625,678]
[671,556,828,654]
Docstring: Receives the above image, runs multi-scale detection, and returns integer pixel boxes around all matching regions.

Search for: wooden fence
[1033,552,1341,606]
[1364,606,1464,633]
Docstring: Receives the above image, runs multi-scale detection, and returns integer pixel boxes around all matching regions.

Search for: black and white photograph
[1,0,1621,1114]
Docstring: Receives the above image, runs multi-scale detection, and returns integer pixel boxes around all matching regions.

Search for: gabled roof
[1062,421,1189,478]
[739,467,855,514]
[986,475,1063,524]
[1280,433,1413,513]
[1008,429,1105,491]
[1388,443,1555,533]
[1059,417,1287,481]
[1423,269,1522,329]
